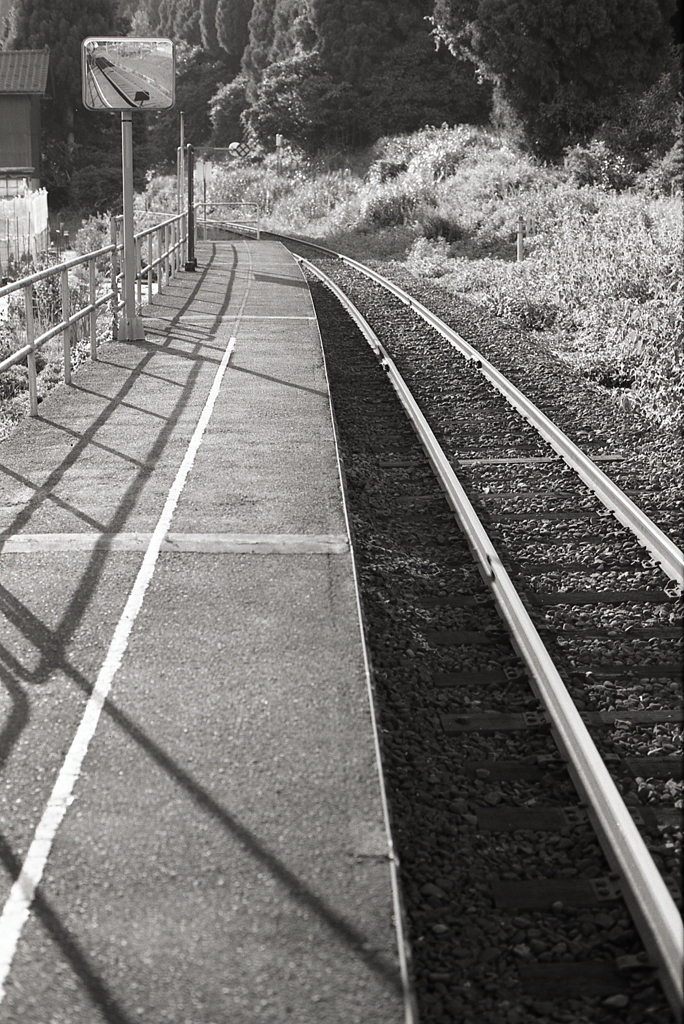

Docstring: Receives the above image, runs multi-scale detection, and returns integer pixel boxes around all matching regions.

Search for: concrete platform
[0,240,410,1023]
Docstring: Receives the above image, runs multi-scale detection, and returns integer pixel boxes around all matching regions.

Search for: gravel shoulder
[354,258,684,550]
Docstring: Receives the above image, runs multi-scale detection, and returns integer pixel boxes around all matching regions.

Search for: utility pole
[185,144,197,271]
[177,111,185,215]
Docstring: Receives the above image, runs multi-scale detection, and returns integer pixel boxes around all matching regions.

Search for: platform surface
[0,240,407,1023]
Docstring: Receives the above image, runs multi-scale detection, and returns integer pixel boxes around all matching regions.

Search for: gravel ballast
[304,255,681,1024]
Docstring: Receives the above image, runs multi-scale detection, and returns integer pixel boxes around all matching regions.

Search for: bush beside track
[1,125,681,442]
[202,125,683,434]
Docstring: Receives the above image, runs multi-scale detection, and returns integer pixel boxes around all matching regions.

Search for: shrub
[366,160,408,184]
[642,138,684,196]
[361,180,434,228]
[564,140,636,192]
[210,75,249,146]
[73,214,114,273]
[420,212,464,243]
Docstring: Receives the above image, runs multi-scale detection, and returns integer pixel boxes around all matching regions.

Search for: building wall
[0,95,34,172]
[30,95,41,183]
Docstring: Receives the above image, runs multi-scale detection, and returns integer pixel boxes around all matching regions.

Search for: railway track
[238,232,684,1023]
[148,221,682,1020]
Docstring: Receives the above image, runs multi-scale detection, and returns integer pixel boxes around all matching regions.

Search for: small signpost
[195,158,213,240]
[228,141,251,159]
[81,37,175,341]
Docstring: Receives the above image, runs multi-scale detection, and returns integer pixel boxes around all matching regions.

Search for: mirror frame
[82,37,175,111]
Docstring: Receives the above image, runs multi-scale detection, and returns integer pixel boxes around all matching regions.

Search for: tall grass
[406,186,683,429]
[139,124,681,431]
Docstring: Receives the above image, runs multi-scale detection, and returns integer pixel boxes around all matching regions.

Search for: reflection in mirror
[82,37,175,111]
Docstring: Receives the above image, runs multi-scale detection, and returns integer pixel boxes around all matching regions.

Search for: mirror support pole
[185,144,197,271]
[119,111,144,341]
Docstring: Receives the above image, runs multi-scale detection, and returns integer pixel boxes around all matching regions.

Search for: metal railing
[0,208,188,416]
[131,210,188,310]
[199,202,260,240]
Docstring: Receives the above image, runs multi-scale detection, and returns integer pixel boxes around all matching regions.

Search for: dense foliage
[194,124,682,430]
[239,0,490,148]
[431,0,679,157]
[0,0,680,214]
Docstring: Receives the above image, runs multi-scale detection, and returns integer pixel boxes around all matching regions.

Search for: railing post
[256,203,260,240]
[61,267,71,385]
[182,210,187,266]
[136,235,142,310]
[148,231,153,303]
[110,216,118,341]
[157,227,163,294]
[89,257,97,360]
[24,283,38,416]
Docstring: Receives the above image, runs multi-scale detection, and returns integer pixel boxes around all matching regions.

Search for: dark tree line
[1,0,680,214]
[236,0,490,148]
[431,0,680,157]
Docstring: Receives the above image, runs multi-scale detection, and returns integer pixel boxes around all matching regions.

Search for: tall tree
[241,0,490,146]
[240,0,277,92]
[432,0,677,155]
[216,0,253,60]
[157,0,202,44]
[130,0,164,34]
[199,0,219,52]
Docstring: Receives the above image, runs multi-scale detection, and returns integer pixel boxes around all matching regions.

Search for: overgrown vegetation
[197,124,683,432]
[0,3,681,438]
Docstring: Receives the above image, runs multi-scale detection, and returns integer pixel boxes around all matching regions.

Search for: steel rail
[257,231,684,591]
[299,254,684,1020]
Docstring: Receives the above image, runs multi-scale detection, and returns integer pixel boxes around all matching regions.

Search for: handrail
[0,208,188,415]
[0,244,115,298]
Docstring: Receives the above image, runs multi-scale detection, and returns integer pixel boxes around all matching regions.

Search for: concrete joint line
[0,533,349,555]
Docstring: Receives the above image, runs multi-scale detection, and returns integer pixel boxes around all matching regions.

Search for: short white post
[89,257,97,359]
[61,267,71,385]
[24,284,38,416]
[517,213,524,262]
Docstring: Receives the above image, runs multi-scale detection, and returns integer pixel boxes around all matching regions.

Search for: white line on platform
[0,334,238,1002]
[0,533,349,554]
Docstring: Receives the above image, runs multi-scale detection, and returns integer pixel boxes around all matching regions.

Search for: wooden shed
[0,48,50,196]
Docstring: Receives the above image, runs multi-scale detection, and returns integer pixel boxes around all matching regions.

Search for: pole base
[117,316,145,342]
[184,258,198,271]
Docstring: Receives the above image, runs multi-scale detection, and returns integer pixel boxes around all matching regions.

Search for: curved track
[210,222,683,1020]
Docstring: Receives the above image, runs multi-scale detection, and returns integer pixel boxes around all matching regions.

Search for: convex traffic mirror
[82,37,175,111]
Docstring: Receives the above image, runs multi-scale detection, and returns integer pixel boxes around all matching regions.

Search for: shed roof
[0,50,50,94]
